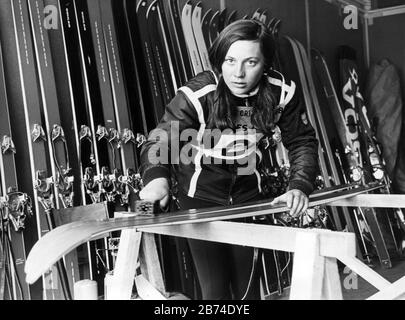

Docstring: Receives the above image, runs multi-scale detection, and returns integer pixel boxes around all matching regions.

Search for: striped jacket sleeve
[277,83,319,196]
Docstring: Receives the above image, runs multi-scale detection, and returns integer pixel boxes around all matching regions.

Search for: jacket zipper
[228,167,236,205]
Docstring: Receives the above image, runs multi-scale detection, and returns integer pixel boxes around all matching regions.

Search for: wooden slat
[104,230,141,300]
[322,258,343,299]
[111,211,167,298]
[329,194,405,208]
[367,275,405,300]
[290,233,325,299]
[139,234,167,296]
[135,274,167,300]
[139,221,357,258]
[337,256,391,290]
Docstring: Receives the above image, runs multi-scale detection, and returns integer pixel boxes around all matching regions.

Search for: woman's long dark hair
[208,19,277,134]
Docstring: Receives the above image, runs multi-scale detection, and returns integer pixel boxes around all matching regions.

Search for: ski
[72,0,119,290]
[52,0,104,287]
[158,0,187,87]
[0,233,6,299]
[201,8,213,49]
[279,37,343,229]
[217,8,227,33]
[191,2,211,71]
[123,0,160,130]
[169,0,194,81]
[290,38,361,234]
[338,46,401,263]
[259,9,268,24]
[44,0,83,208]
[25,183,383,286]
[337,46,397,268]
[99,0,146,211]
[0,43,32,300]
[181,0,203,75]
[27,0,78,299]
[208,10,220,46]
[136,0,166,124]
[87,0,122,178]
[146,0,176,102]
[251,8,263,20]
[114,0,149,136]
[224,9,237,27]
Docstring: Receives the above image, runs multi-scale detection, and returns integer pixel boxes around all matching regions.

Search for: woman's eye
[247,60,257,66]
[225,58,235,64]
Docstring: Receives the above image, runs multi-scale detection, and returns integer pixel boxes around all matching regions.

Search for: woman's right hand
[139,177,170,209]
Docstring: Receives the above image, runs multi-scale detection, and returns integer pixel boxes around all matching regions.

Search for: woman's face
[221,40,265,96]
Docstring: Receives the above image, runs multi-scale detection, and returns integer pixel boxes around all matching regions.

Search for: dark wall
[369,14,405,102]
[308,1,364,84]
[179,0,307,43]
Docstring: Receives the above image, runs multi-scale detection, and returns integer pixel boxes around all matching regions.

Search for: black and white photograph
[0,0,404,306]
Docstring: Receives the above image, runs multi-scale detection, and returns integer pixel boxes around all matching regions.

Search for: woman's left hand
[270,189,309,217]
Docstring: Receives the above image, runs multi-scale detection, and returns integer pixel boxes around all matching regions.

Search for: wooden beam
[105,230,142,300]
[135,274,167,300]
[322,258,343,299]
[290,233,325,299]
[328,194,405,208]
[139,233,167,296]
[367,275,405,300]
[337,256,391,290]
[139,221,356,259]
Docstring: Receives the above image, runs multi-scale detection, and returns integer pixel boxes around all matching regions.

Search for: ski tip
[202,7,212,19]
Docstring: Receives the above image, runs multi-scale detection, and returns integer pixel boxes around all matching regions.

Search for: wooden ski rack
[102,193,405,300]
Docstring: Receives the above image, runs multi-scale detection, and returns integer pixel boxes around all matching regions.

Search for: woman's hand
[139,178,170,209]
[270,189,309,217]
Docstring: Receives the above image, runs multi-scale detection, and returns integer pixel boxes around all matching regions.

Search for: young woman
[139,19,318,299]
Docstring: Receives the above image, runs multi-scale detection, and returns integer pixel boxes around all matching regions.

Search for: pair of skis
[311,46,403,267]
[181,1,211,75]
[0,44,32,301]
[201,8,237,51]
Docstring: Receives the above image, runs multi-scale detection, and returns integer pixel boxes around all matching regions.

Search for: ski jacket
[140,70,319,205]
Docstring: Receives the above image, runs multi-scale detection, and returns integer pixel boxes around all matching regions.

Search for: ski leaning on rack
[191,2,211,71]
[24,183,383,286]
[281,36,344,231]
[311,47,399,267]
[311,48,379,264]
[27,0,77,299]
[0,0,43,300]
[181,0,203,75]
[146,0,176,103]
[338,46,401,264]
[135,0,166,124]
[0,43,32,301]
